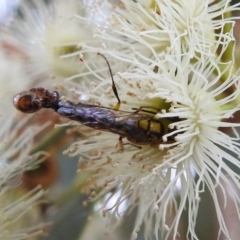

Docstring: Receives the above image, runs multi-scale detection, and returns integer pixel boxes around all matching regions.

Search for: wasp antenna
[97,52,121,104]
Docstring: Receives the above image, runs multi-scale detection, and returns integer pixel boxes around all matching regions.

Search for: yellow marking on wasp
[150,122,162,133]
[138,119,162,133]
[138,119,149,131]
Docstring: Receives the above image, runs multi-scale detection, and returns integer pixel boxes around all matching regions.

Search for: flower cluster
[3,0,240,239]
[68,0,240,239]
[0,40,49,239]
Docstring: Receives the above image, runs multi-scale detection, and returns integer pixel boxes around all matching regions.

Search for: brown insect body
[13,88,173,146]
[13,54,176,148]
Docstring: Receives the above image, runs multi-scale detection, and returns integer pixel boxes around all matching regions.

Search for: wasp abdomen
[57,101,116,128]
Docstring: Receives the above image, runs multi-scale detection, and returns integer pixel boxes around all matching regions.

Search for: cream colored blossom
[0,48,30,105]
[4,0,111,86]
[0,42,48,240]
[0,110,49,239]
[60,1,240,239]
[3,0,240,239]
[63,48,240,239]
[94,0,239,62]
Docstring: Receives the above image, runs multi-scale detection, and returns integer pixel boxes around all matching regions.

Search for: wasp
[13,54,176,150]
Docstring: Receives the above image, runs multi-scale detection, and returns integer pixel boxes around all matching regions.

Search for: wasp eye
[13,91,42,113]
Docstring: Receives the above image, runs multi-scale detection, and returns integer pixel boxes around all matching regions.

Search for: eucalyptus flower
[0,108,49,240]
[62,47,240,239]
[4,0,240,239]
[4,0,111,86]
[94,0,239,63]
[57,1,240,239]
[0,43,48,240]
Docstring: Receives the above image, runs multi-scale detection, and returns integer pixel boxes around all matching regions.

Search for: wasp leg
[117,136,142,151]
[150,137,177,148]
[124,142,142,149]
[118,136,124,152]
[132,106,159,114]
[97,53,121,110]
